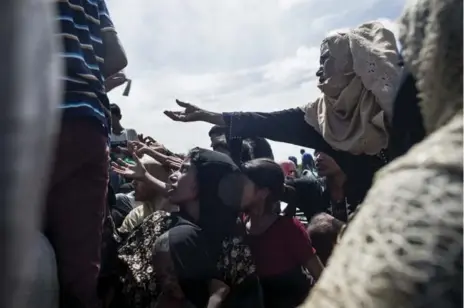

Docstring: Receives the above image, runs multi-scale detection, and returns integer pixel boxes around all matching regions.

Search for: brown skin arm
[101,29,128,78]
[305,254,325,280]
[207,279,230,308]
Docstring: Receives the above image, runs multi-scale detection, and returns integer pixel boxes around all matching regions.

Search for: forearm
[329,186,348,222]
[144,148,168,164]
[207,281,230,308]
[201,111,226,126]
[143,173,168,196]
[101,30,128,78]
[305,255,324,280]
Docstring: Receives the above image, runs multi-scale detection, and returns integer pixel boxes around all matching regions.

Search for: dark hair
[209,127,275,162]
[281,175,326,220]
[307,213,344,265]
[110,103,121,116]
[208,125,227,137]
[244,138,274,160]
[241,158,284,210]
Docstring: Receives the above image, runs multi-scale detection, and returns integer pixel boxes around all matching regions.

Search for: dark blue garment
[57,0,114,135]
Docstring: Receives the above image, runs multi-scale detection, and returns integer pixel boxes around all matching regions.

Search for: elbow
[103,52,128,78]
[102,32,128,77]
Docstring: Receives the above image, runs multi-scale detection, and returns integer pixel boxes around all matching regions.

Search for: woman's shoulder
[271,216,309,238]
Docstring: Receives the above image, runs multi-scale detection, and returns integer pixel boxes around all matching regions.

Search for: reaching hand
[127,141,152,157]
[165,156,183,170]
[164,99,205,122]
[143,136,157,146]
[111,154,147,180]
[315,152,343,177]
[105,72,127,92]
[315,152,346,186]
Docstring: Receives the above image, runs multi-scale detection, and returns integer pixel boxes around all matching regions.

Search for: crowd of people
[27,0,463,307]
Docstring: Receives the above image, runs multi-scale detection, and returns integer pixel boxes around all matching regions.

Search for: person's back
[44,1,127,307]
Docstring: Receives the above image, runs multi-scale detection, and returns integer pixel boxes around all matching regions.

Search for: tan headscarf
[301,21,401,155]
[300,0,462,307]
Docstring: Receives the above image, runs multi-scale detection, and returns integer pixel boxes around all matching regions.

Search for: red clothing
[247,216,315,277]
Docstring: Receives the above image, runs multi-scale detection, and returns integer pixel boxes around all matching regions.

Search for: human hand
[143,136,157,146]
[127,141,152,157]
[164,99,206,122]
[165,156,183,170]
[111,154,147,180]
[104,72,127,92]
[315,152,346,188]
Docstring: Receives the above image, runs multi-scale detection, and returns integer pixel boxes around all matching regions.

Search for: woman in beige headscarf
[119,156,177,233]
[164,22,401,210]
[301,0,463,306]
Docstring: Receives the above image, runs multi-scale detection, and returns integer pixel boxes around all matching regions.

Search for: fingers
[175,99,190,108]
[131,152,144,166]
[116,158,132,167]
[117,146,130,155]
[164,111,184,122]
[110,162,127,174]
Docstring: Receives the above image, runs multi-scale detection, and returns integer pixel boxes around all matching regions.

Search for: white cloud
[278,0,311,10]
[107,0,404,161]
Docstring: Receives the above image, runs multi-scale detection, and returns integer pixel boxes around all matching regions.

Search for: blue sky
[107,0,404,160]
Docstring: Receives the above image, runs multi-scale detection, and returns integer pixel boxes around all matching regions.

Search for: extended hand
[111,154,147,180]
[105,72,127,92]
[164,99,205,122]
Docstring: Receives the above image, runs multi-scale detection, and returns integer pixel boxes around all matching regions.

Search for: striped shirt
[57,0,115,134]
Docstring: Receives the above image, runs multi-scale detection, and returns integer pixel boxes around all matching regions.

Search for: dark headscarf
[186,147,244,239]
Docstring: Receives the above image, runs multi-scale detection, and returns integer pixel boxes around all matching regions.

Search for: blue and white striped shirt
[57,0,114,134]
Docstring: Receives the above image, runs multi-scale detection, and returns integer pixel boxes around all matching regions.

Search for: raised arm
[164,100,330,150]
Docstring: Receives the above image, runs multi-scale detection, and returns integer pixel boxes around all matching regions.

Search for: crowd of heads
[25,0,463,307]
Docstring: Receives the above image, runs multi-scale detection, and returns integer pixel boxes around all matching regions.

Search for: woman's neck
[180,200,200,222]
[112,123,124,134]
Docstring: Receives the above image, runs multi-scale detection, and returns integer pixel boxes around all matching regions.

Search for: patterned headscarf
[399,0,463,133]
[300,1,463,307]
[301,21,401,155]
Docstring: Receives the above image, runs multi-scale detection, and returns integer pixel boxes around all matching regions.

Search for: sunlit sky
[107,0,404,161]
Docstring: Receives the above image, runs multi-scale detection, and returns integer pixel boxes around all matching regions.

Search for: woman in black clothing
[165,22,401,209]
[110,148,260,308]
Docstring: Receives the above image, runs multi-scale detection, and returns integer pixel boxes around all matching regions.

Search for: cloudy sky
[107,0,404,160]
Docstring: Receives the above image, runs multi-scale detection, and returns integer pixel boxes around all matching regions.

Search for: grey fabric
[0,0,61,306]
[22,234,59,308]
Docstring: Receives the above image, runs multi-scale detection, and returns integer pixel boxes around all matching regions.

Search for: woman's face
[167,159,198,204]
[316,41,334,83]
[210,134,231,156]
[134,180,153,201]
[239,177,269,213]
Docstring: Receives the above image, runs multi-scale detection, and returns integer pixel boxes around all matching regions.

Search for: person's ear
[258,187,271,203]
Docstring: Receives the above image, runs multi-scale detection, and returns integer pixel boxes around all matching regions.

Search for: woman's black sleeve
[223,108,331,150]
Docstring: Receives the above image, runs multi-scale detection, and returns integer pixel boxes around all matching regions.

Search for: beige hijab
[301,21,401,155]
[300,0,462,307]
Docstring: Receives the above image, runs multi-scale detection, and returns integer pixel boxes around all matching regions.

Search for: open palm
[164,99,204,122]
[111,156,147,180]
